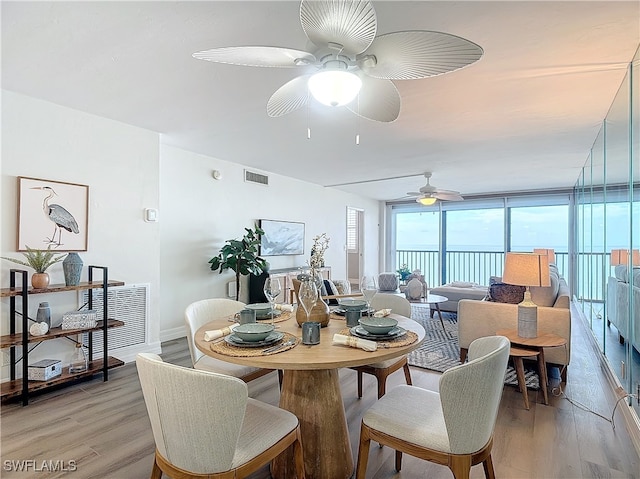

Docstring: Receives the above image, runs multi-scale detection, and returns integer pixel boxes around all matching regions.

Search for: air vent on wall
[80,283,148,356]
[244,169,269,186]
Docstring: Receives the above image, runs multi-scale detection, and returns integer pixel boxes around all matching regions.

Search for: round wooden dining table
[195,313,425,479]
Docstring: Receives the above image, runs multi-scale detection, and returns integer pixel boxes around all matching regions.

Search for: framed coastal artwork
[17,176,89,252]
[259,219,305,256]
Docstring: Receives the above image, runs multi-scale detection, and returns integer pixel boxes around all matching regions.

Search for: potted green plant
[397,264,411,283]
[2,246,66,289]
[208,225,268,301]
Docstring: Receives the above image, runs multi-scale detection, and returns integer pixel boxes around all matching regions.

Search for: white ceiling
[2,1,639,202]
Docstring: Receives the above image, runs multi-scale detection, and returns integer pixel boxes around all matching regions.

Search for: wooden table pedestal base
[272,369,354,479]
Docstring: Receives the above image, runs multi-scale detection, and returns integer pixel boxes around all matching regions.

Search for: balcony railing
[396,250,618,302]
[395,250,569,290]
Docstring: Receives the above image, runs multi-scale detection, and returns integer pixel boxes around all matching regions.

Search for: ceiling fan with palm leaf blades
[193,0,483,122]
[407,172,464,205]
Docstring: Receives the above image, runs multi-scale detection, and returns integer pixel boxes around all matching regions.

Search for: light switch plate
[144,208,158,222]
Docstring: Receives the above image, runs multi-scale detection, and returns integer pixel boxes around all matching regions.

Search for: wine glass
[298,279,318,323]
[360,275,377,318]
[263,276,282,325]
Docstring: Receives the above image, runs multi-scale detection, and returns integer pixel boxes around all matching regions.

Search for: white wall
[1,91,162,373]
[159,145,381,340]
[1,91,382,373]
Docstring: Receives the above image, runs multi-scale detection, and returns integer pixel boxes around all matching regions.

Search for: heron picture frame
[17,177,89,252]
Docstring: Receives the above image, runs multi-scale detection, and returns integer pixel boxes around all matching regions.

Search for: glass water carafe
[69,343,88,373]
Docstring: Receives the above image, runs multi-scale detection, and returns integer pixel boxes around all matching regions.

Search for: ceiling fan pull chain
[307,93,312,140]
[355,94,360,145]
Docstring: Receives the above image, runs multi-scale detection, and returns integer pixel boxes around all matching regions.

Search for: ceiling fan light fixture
[308,67,362,107]
[417,196,437,206]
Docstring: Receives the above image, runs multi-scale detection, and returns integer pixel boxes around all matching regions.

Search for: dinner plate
[255,309,282,320]
[245,303,272,313]
[225,331,284,348]
[333,308,375,316]
[349,325,407,341]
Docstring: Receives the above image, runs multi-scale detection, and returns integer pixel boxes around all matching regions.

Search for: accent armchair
[185,298,276,382]
[355,336,510,479]
[350,294,413,399]
[136,353,306,479]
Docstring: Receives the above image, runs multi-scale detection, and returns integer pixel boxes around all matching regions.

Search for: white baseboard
[160,326,186,343]
[111,341,162,364]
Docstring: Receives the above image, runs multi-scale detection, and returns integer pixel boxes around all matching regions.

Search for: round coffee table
[413,293,448,331]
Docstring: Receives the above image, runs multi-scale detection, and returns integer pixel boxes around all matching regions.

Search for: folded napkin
[204,324,237,342]
[373,308,392,318]
[332,334,377,352]
[274,303,294,312]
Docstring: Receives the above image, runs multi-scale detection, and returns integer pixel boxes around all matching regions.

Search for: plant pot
[31,273,50,289]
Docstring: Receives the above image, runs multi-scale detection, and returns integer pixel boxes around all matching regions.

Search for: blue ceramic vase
[63,253,83,286]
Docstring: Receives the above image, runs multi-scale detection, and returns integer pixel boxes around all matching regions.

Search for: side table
[496,329,567,408]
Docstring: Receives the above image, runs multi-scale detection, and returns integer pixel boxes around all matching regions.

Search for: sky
[396,203,636,252]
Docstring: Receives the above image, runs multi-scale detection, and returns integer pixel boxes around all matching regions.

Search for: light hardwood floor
[1,310,639,479]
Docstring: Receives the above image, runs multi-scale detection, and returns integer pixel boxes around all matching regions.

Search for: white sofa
[607,265,640,352]
[458,270,571,380]
[429,282,488,316]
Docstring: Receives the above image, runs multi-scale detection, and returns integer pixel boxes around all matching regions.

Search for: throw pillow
[488,277,525,304]
[530,270,559,307]
[614,264,628,283]
[378,272,399,291]
[449,281,474,288]
[323,279,340,305]
[332,279,351,295]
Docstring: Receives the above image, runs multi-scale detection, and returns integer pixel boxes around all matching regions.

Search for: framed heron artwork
[17,177,89,252]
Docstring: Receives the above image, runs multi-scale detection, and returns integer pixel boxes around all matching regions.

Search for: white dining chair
[184,298,276,383]
[350,294,413,399]
[136,353,306,479]
[355,336,510,479]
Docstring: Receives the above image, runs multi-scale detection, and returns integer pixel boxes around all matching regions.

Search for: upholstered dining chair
[351,294,413,399]
[355,335,510,479]
[184,298,276,383]
[136,353,306,479]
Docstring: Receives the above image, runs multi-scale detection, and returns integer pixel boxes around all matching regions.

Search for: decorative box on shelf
[61,310,98,330]
[28,359,62,381]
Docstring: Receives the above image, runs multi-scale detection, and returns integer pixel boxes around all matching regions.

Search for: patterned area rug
[408,305,539,389]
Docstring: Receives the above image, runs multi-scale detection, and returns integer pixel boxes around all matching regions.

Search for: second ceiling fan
[407,173,464,205]
[193,0,483,122]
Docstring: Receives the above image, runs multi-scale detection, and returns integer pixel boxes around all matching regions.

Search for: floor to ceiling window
[389,195,569,287]
[444,205,504,285]
[510,204,569,277]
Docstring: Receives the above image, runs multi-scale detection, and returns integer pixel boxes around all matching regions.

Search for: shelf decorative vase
[31,272,50,289]
[63,253,83,286]
[36,302,51,328]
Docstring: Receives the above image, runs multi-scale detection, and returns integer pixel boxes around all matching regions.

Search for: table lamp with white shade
[502,252,551,338]
[610,248,640,267]
[533,248,556,265]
